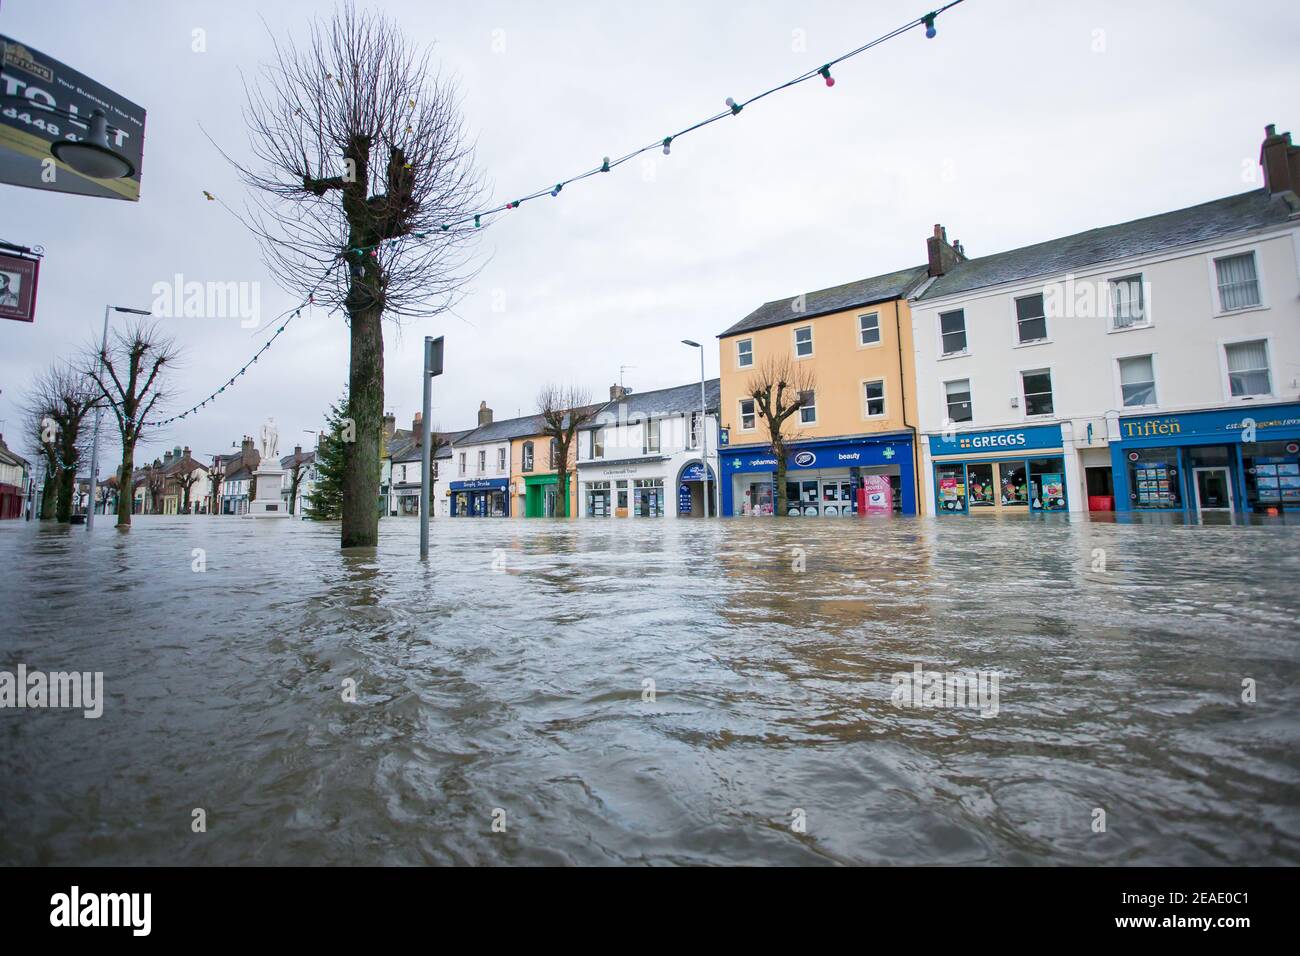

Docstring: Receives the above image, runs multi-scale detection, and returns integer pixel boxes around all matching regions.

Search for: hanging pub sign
[0,34,146,200]
[0,250,39,322]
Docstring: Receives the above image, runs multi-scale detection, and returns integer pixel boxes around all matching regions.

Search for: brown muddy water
[1,514,1297,865]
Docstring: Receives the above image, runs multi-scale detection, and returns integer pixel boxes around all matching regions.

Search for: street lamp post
[681,339,712,518]
[86,305,151,530]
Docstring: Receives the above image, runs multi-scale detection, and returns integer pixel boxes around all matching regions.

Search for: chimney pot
[477,401,493,426]
[610,384,628,401]
[927,223,963,277]
[1259,123,1299,198]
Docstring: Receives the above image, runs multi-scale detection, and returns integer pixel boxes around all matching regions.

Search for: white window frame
[643,418,661,455]
[793,325,814,359]
[477,449,486,473]
[1011,292,1050,347]
[737,338,754,368]
[458,452,466,476]
[738,398,756,432]
[943,378,974,424]
[937,309,969,358]
[798,389,817,425]
[1018,366,1056,419]
[1107,273,1151,331]
[498,447,507,472]
[857,312,881,348]
[1217,334,1275,401]
[1208,247,1268,317]
[1113,352,1159,410]
[862,378,886,418]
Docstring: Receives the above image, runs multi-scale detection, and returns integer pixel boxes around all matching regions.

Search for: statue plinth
[243,458,289,519]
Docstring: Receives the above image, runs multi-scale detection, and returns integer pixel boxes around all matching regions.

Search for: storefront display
[632,478,665,517]
[586,480,611,517]
[929,425,1069,516]
[449,477,510,517]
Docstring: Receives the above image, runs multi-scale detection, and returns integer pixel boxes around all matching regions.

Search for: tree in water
[748,355,815,517]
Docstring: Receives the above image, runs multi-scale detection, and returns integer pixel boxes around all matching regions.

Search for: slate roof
[280,450,315,469]
[579,379,720,431]
[919,189,1299,300]
[720,264,929,338]
[456,413,550,446]
[389,427,473,462]
[0,435,28,469]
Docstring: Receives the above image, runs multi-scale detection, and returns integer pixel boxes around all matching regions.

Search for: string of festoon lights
[159,0,964,428]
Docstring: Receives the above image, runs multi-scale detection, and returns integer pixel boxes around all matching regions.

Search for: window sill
[856,340,883,351]
[1107,321,1152,334]
[1213,304,1268,318]
[1012,338,1052,349]
[937,351,970,361]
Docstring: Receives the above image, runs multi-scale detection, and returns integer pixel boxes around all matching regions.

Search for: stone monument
[244,417,289,518]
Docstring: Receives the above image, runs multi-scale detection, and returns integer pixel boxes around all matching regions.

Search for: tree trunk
[56,465,76,522]
[40,470,59,520]
[117,445,135,527]
[774,461,788,517]
[341,302,383,547]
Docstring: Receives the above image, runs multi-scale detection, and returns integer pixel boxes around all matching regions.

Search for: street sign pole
[419,336,444,560]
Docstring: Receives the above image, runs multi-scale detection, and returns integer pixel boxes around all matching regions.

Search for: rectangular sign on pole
[0,251,39,322]
[0,34,146,200]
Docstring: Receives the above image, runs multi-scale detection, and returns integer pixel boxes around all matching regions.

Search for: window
[431,462,438,479]
[522,441,534,471]
[1014,294,1047,343]
[794,326,813,358]
[739,398,756,431]
[593,426,605,458]
[737,338,754,368]
[863,379,886,417]
[944,379,972,422]
[858,312,880,346]
[548,439,557,469]
[477,450,486,473]
[799,389,817,424]
[400,464,407,482]
[688,412,701,449]
[1215,252,1261,311]
[1225,339,1271,397]
[1110,275,1147,328]
[458,452,466,475]
[644,419,660,454]
[1021,368,1054,416]
[497,448,507,471]
[939,310,967,355]
[1118,355,1156,407]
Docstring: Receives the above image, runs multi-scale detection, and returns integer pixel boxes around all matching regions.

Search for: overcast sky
[2,0,1297,467]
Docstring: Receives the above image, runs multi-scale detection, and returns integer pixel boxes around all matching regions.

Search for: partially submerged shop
[719,433,916,517]
[450,477,509,517]
[676,460,717,517]
[1109,403,1300,519]
[578,457,672,518]
[927,424,1072,515]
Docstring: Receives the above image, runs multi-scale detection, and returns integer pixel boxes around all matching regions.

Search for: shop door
[1194,467,1234,514]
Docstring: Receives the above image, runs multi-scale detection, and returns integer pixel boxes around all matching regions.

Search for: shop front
[450,477,509,517]
[577,457,672,518]
[1109,403,1300,520]
[676,460,717,517]
[719,433,916,517]
[928,424,1070,516]
[524,473,559,517]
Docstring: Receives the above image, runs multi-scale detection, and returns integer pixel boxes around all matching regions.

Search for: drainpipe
[894,301,921,514]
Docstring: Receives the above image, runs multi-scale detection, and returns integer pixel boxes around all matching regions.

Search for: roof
[579,379,720,430]
[389,427,473,462]
[0,436,28,469]
[225,467,254,482]
[456,413,550,446]
[280,450,315,469]
[919,189,1299,300]
[720,264,929,338]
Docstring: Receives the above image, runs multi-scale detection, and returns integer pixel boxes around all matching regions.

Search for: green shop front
[523,473,563,517]
[1109,403,1300,519]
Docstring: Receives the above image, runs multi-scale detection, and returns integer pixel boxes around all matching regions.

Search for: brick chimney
[163,450,174,467]
[182,446,191,462]
[927,224,966,277]
[382,412,396,440]
[610,384,627,401]
[1260,124,1300,198]
[477,401,493,426]
[412,411,423,437]
[241,435,254,454]
[293,444,302,461]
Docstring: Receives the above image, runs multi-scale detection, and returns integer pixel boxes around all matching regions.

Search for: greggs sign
[929,424,1062,457]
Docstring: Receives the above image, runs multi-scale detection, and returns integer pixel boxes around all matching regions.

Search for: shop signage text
[928,425,1061,457]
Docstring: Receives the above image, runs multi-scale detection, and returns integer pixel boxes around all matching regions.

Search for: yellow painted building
[716,264,930,517]
[509,429,579,518]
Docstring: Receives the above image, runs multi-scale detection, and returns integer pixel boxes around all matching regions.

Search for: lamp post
[86,305,151,530]
[681,339,712,518]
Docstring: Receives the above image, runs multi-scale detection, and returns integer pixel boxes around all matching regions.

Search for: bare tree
[22,362,99,522]
[235,3,484,547]
[748,355,816,517]
[537,385,598,518]
[84,320,181,528]
[145,462,166,514]
[23,400,61,520]
[175,465,202,514]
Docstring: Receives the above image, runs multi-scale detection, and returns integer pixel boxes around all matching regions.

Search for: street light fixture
[86,305,152,530]
[0,99,137,180]
[681,339,713,518]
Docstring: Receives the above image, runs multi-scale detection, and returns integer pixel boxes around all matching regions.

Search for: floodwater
[1,514,1297,866]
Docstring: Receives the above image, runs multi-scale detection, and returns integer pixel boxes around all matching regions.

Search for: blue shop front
[1109,402,1300,519]
[449,477,510,517]
[719,432,916,517]
[928,424,1071,515]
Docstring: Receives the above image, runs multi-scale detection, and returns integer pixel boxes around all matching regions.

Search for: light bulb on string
[600,156,610,172]
[819,65,835,87]
[726,97,742,115]
[551,183,562,197]
[662,137,672,155]
[923,14,936,39]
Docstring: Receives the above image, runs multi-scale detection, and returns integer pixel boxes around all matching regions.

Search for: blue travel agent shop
[1109,402,1300,520]
[719,433,916,517]
[449,477,509,517]
[926,424,1074,516]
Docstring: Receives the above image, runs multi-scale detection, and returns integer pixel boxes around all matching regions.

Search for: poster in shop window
[863,474,893,515]
[1039,474,1064,509]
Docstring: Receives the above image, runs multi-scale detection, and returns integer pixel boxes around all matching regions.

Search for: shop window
[967,463,995,508]
[858,312,880,346]
[794,326,813,358]
[1021,369,1054,416]
[1028,458,1066,510]
[935,465,966,513]
[737,338,754,368]
[1225,339,1271,397]
[1014,293,1047,343]
[863,379,886,417]
[522,441,534,472]
[799,390,817,424]
[739,399,756,431]
[1110,275,1147,329]
[1244,442,1300,514]
[586,480,611,517]
[1000,461,1029,507]
[1214,251,1261,312]
[616,481,628,511]
[1127,449,1180,510]
[741,481,773,516]
[1118,354,1156,407]
[632,478,664,517]
[945,379,972,422]
[940,309,967,355]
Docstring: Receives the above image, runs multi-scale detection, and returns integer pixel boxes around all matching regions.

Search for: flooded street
[1,515,1297,866]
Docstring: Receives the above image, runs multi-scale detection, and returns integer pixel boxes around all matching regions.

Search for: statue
[260,417,279,460]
